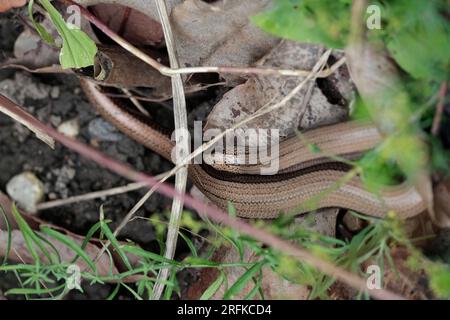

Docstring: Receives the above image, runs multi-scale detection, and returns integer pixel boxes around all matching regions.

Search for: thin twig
[121,88,150,117]
[0,94,405,300]
[431,81,448,136]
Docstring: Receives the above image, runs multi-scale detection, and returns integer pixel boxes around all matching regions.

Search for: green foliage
[253,0,351,48]
[428,265,450,298]
[271,213,403,299]
[383,0,450,81]
[255,0,450,82]
[30,0,97,69]
[28,0,55,45]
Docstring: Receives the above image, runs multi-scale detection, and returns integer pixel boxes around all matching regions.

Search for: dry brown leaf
[171,0,279,84]
[0,0,26,12]
[76,0,278,84]
[75,0,182,22]
[0,19,61,72]
[91,4,164,45]
[205,41,351,138]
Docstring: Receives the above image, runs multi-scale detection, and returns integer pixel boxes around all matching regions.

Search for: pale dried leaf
[0,21,60,72]
[91,4,164,45]
[171,0,279,84]
[205,41,351,139]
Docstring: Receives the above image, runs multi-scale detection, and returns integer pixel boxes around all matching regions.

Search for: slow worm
[80,79,426,219]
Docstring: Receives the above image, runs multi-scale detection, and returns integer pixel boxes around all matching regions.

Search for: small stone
[57,118,80,138]
[48,192,57,200]
[50,115,62,127]
[6,172,45,213]
[50,86,60,99]
[88,118,123,142]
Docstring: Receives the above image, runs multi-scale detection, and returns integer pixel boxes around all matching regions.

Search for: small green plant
[28,0,97,68]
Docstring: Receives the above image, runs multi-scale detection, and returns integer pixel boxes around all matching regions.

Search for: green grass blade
[0,206,12,265]
[100,221,132,270]
[28,0,55,45]
[200,270,225,300]
[107,283,121,300]
[223,260,266,300]
[40,226,97,273]
[6,283,66,296]
[10,204,50,264]
[179,232,198,257]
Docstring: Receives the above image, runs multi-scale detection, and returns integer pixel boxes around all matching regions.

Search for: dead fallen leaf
[0,19,61,72]
[171,0,279,84]
[0,0,27,12]
[75,0,182,23]
[91,4,164,45]
[76,0,279,84]
[205,41,351,138]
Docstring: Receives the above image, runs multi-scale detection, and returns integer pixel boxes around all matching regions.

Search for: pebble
[57,118,80,138]
[50,86,60,99]
[88,118,123,142]
[6,172,45,213]
[50,115,62,127]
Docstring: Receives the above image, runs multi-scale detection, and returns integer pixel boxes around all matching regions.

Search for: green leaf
[200,271,225,300]
[38,0,97,69]
[0,206,12,266]
[429,266,450,298]
[385,0,450,81]
[107,283,121,300]
[10,203,52,264]
[163,269,178,300]
[123,245,179,265]
[253,0,351,48]
[40,226,97,273]
[6,283,66,296]
[100,220,132,270]
[179,232,198,257]
[223,260,266,300]
[28,0,55,45]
